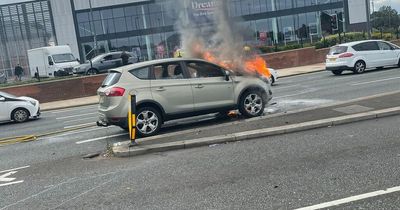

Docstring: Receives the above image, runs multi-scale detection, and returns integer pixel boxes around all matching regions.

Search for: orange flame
[201,51,271,78]
[244,56,271,78]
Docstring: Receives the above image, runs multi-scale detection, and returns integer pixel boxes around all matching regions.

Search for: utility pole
[365,0,372,39]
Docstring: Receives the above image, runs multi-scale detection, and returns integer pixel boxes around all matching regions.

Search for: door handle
[195,84,204,89]
[156,87,166,92]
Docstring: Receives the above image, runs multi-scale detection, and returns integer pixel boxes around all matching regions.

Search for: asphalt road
[1,114,399,209]
[0,67,399,144]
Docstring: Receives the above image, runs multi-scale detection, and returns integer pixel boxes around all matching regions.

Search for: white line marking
[75,133,127,144]
[63,116,98,124]
[295,186,400,210]
[48,105,98,114]
[54,127,111,138]
[0,165,30,174]
[56,112,97,120]
[0,180,23,187]
[63,122,96,129]
[351,76,400,86]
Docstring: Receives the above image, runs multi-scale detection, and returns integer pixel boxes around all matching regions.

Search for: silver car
[73,52,137,75]
[97,58,273,137]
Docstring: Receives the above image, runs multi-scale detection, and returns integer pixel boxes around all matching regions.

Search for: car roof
[336,40,385,47]
[110,58,213,73]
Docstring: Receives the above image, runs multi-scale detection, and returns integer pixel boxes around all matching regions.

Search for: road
[0,114,399,209]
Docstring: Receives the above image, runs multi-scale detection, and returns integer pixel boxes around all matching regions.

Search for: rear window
[329,46,348,55]
[101,72,121,87]
[129,67,150,80]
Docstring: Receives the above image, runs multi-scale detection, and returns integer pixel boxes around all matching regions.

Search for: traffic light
[331,14,338,31]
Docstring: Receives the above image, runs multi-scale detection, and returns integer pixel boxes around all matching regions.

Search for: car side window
[185,61,224,78]
[129,67,150,80]
[153,62,185,80]
[353,42,379,51]
[378,42,392,50]
[112,53,122,60]
[104,55,113,61]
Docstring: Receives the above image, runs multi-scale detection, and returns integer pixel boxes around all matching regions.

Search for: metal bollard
[128,94,137,145]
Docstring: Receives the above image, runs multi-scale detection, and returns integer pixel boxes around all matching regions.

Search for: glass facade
[0,0,55,76]
[75,0,345,62]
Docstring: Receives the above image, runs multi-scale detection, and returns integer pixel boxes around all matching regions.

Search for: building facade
[0,0,367,76]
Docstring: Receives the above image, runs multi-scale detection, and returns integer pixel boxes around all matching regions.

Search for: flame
[244,56,271,78]
[201,51,271,78]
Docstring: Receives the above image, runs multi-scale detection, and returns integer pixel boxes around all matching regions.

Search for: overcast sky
[373,0,400,12]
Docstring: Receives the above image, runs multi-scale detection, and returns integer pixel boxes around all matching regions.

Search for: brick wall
[0,75,106,103]
[261,47,330,69]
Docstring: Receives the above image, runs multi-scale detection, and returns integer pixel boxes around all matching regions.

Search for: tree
[371,6,400,30]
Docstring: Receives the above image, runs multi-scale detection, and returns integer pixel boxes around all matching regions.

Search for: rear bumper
[326,65,352,71]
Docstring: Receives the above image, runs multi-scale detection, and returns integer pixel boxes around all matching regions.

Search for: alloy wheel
[244,94,263,116]
[137,110,159,135]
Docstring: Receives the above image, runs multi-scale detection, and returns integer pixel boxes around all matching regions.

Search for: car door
[111,53,123,68]
[184,61,235,111]
[377,41,398,66]
[150,62,194,115]
[98,54,116,72]
[353,42,380,68]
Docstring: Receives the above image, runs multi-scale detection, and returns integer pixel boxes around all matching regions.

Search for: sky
[373,0,400,12]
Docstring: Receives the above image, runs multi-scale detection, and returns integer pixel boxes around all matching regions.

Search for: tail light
[105,87,125,97]
[339,52,354,58]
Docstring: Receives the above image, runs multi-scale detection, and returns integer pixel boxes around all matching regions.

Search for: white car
[326,40,400,75]
[269,68,279,85]
[0,91,40,123]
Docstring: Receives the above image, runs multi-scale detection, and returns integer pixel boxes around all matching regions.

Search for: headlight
[28,100,37,106]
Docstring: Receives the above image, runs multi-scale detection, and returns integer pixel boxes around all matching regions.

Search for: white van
[28,46,80,78]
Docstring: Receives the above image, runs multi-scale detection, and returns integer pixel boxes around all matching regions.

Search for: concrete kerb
[112,106,400,157]
[278,69,325,78]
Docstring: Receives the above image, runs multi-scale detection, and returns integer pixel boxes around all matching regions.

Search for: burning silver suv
[97,58,272,137]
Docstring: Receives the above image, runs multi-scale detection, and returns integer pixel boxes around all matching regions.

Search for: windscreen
[52,53,76,63]
[101,72,122,88]
[329,46,348,55]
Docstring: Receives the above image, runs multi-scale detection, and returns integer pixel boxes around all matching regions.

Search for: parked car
[97,58,273,137]
[326,40,400,75]
[0,91,40,123]
[73,52,137,75]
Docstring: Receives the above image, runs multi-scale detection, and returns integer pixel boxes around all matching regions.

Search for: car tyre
[271,76,276,85]
[353,61,366,74]
[398,59,400,67]
[136,107,162,137]
[86,68,98,75]
[239,90,265,118]
[12,108,29,123]
[331,70,343,75]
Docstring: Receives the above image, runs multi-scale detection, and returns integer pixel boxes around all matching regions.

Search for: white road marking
[64,122,96,129]
[76,133,127,144]
[56,112,97,120]
[0,180,24,187]
[295,186,400,210]
[63,116,98,124]
[54,127,111,138]
[351,76,400,86]
[0,171,17,182]
[0,165,30,174]
[48,105,98,114]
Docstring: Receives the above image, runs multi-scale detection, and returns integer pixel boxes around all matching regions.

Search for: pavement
[39,63,325,111]
[113,90,400,157]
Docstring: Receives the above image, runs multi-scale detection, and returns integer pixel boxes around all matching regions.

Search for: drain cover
[333,105,373,114]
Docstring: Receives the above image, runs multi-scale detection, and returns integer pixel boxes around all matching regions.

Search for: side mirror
[0,97,5,101]
[225,70,230,81]
[49,61,54,66]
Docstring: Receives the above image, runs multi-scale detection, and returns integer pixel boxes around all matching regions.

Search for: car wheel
[353,61,366,74]
[271,76,276,85]
[86,68,98,75]
[398,59,400,67]
[239,90,265,118]
[331,70,343,75]
[12,108,30,123]
[136,107,162,137]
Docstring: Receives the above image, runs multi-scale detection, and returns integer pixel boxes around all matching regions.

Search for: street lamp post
[89,0,98,57]
[365,0,372,39]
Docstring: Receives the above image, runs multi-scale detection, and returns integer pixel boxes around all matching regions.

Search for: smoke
[171,0,259,75]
